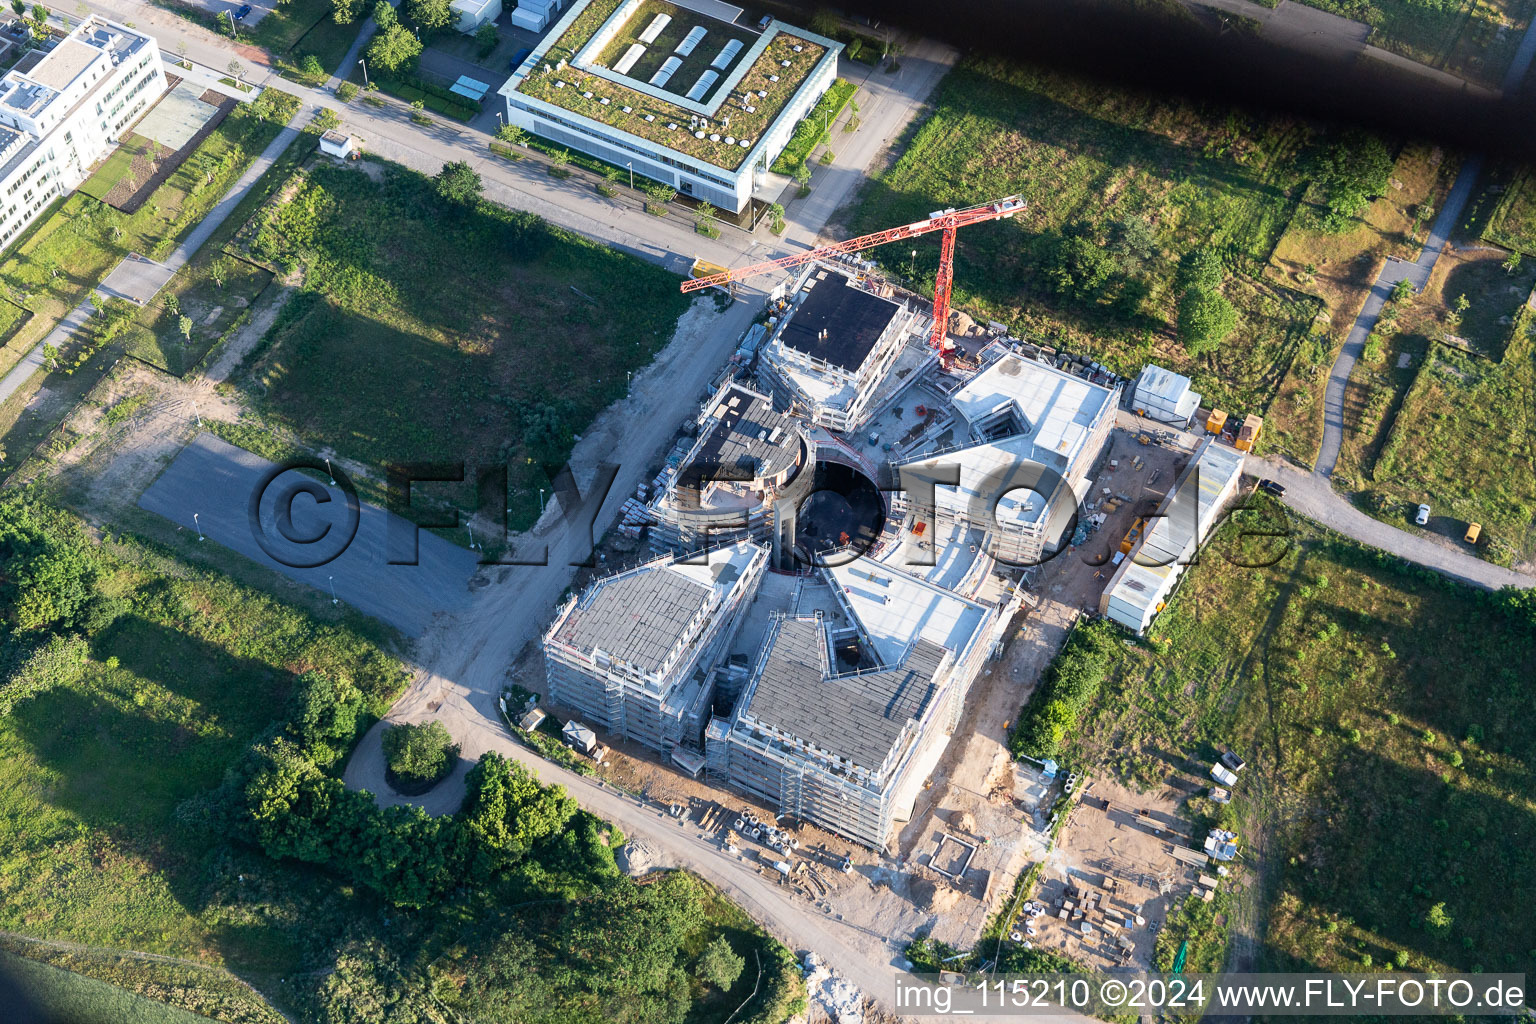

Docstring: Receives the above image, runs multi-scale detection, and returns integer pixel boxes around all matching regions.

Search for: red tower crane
[680,195,1026,364]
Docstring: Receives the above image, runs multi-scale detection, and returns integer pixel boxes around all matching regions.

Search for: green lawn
[1049,499,1536,976]
[843,57,1325,436]
[1484,166,1536,257]
[75,134,159,204]
[155,0,360,82]
[0,494,407,1013]
[0,950,228,1024]
[1,493,804,1023]
[233,161,696,530]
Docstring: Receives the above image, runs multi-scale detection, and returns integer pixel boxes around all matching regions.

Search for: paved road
[1183,0,1498,95]
[1313,155,1481,477]
[1245,453,1535,590]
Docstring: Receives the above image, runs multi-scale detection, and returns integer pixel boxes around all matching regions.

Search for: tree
[383,720,459,790]
[301,53,325,78]
[178,315,193,344]
[694,935,745,990]
[496,123,527,146]
[405,0,450,32]
[1177,246,1224,292]
[1313,131,1393,232]
[695,202,718,228]
[367,22,421,72]
[1177,286,1237,356]
[28,3,47,42]
[1109,215,1159,269]
[1390,278,1414,303]
[644,181,677,206]
[1048,232,1118,300]
[372,0,396,30]
[227,59,245,82]
[10,0,24,18]
[434,160,481,206]
[209,257,230,289]
[332,0,359,24]
[459,753,576,875]
[1503,251,1522,275]
[475,21,497,53]
[767,201,786,234]
[808,7,839,37]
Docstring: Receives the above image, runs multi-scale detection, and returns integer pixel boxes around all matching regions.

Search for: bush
[1009,619,1119,759]
[336,81,359,103]
[383,721,460,793]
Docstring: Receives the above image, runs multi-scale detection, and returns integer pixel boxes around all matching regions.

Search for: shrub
[1009,619,1119,759]
[336,81,359,103]
[383,721,460,792]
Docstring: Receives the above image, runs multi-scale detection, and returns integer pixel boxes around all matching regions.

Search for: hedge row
[375,74,479,122]
[770,78,856,176]
[1008,618,1119,760]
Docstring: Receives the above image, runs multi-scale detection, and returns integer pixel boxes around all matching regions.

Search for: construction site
[517,196,1266,958]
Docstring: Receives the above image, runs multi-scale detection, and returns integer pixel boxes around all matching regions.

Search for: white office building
[499,0,841,212]
[0,17,166,253]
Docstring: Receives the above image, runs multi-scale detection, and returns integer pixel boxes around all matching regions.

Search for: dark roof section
[743,618,947,770]
[680,383,804,487]
[779,271,903,373]
[554,566,711,673]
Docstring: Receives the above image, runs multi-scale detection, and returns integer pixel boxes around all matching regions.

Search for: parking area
[138,433,480,634]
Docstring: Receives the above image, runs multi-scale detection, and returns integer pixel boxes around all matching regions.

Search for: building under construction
[758,263,925,432]
[647,381,812,556]
[543,541,768,756]
[705,558,1005,850]
[895,353,1119,566]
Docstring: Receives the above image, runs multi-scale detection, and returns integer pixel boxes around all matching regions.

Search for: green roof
[512,0,837,172]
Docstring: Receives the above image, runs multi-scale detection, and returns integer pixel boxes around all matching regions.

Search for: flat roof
[680,382,803,486]
[1103,439,1244,627]
[826,559,990,665]
[551,542,763,673]
[779,270,904,373]
[28,38,98,91]
[897,435,1063,529]
[505,0,840,172]
[950,354,1115,475]
[743,616,947,769]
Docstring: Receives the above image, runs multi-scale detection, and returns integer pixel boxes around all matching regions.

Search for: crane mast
[680,195,1026,364]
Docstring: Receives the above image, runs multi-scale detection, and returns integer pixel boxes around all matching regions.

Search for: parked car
[1257,478,1285,497]
[1464,522,1482,544]
[234,3,253,20]
[509,47,531,70]
[1415,503,1431,526]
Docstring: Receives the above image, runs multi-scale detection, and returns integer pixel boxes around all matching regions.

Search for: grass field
[232,160,696,530]
[1,493,803,1022]
[1362,264,1536,565]
[0,495,407,1016]
[0,950,224,1024]
[155,0,360,82]
[75,135,160,205]
[1055,499,1536,975]
[843,57,1327,442]
[1483,166,1536,257]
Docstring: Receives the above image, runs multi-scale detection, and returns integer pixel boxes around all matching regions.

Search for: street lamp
[627,370,632,393]
[626,161,634,190]
[539,488,547,513]
[467,522,479,550]
[325,458,335,485]
[225,9,238,39]
[328,575,338,605]
[193,512,204,542]
[359,58,370,89]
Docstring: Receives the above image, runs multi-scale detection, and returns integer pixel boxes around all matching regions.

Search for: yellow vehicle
[1464,522,1482,545]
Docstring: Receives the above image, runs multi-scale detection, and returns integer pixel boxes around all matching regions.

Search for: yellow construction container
[1235,414,1263,452]
[1119,517,1147,556]
[1207,408,1228,434]
[1464,523,1482,545]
